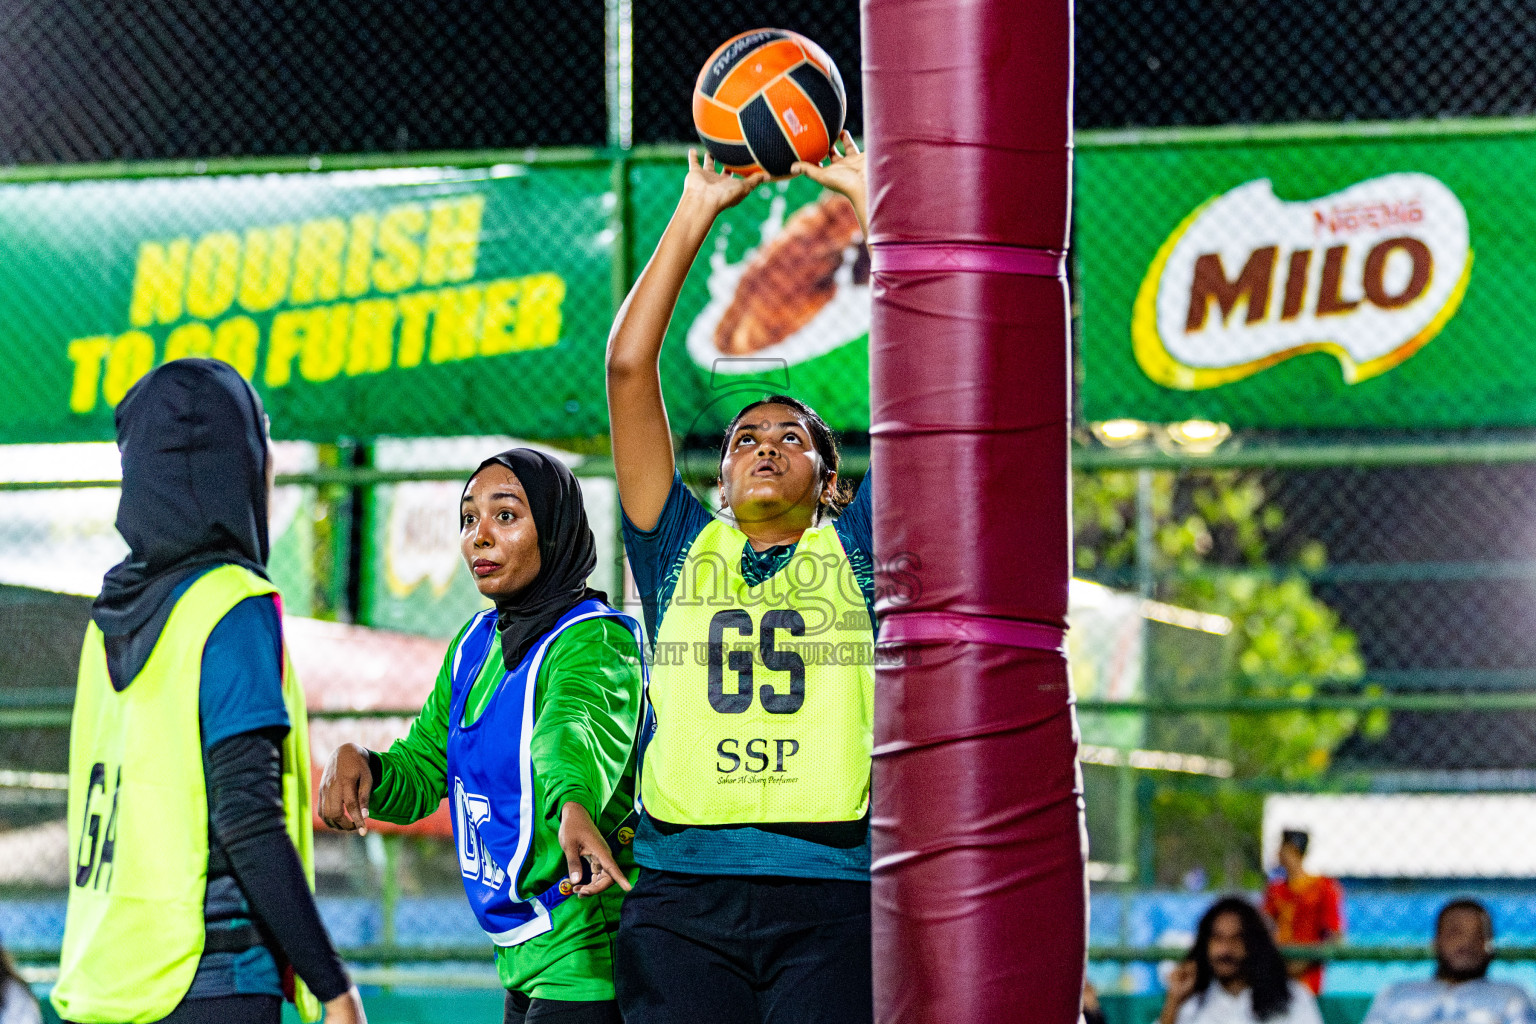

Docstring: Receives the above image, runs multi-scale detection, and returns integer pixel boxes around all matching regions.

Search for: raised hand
[791,131,868,235]
[1159,960,1199,1024]
[681,148,769,217]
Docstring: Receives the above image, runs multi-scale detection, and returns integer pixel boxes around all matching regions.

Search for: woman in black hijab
[320,448,645,1024]
[53,360,364,1024]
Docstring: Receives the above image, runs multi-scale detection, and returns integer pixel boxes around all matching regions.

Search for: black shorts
[503,991,623,1024]
[614,868,873,1024]
[70,994,282,1024]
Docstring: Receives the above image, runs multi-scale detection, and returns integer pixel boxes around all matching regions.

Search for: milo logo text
[1133,173,1473,389]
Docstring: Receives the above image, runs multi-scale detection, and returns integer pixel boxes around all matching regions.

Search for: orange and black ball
[692,29,847,178]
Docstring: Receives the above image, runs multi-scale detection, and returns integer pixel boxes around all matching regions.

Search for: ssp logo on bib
[1133,172,1472,389]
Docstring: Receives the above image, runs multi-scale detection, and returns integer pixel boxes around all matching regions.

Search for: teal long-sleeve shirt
[369,615,643,1000]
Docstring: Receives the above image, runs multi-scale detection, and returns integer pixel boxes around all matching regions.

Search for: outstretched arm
[606,150,766,530]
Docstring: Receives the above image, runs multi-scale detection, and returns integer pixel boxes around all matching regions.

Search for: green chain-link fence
[1,0,1536,1020]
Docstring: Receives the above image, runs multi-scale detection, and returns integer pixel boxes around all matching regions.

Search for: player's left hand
[558,801,632,897]
[792,131,867,233]
[682,147,769,217]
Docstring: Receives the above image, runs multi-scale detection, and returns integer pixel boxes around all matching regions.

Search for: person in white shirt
[1160,896,1324,1024]
[1363,899,1536,1024]
[0,946,40,1024]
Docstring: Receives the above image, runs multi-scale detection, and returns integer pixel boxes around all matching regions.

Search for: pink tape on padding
[878,610,1066,653]
[870,242,1066,277]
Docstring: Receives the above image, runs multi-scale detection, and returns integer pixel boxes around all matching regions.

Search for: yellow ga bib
[52,565,321,1024]
[641,520,874,826]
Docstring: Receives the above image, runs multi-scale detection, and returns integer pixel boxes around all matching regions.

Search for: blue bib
[446,598,643,946]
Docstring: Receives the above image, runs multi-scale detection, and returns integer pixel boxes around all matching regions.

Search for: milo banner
[1077,124,1533,428]
[0,159,871,445]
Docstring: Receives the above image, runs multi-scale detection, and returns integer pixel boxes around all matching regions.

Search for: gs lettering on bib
[641,519,875,827]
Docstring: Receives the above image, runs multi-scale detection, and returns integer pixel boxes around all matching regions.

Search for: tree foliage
[1074,468,1376,887]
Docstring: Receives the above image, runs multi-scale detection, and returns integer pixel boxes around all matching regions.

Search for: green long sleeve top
[369,615,643,1000]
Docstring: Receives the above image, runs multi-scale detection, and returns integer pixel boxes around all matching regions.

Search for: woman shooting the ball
[319,449,645,1024]
[606,136,876,1024]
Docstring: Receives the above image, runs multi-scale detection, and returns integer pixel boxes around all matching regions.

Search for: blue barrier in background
[8,884,1536,1003]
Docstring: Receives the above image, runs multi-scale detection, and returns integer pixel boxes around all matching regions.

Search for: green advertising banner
[0,162,615,444]
[1076,120,1536,429]
[629,166,871,450]
[359,437,620,640]
[0,155,873,446]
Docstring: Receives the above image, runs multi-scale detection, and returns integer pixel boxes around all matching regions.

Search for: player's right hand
[1159,959,1198,1023]
[323,986,368,1024]
[319,742,375,836]
[681,147,768,216]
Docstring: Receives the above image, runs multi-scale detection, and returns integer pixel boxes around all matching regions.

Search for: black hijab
[91,359,271,691]
[466,448,607,670]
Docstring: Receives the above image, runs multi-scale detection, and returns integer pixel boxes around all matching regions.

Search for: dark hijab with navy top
[466,448,609,670]
[91,359,271,690]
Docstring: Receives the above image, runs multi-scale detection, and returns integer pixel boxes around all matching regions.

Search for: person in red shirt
[1264,830,1344,995]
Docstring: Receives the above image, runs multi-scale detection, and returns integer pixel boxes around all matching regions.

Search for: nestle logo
[1314,199,1424,237]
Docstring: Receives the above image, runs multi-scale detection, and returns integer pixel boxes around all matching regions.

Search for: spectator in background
[1363,900,1536,1024]
[1082,980,1107,1024]
[1160,896,1323,1024]
[0,938,39,1024]
[1264,829,1344,995]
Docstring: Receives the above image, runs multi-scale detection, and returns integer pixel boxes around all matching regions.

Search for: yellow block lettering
[129,238,189,326]
[421,195,486,286]
[513,273,566,351]
[103,331,156,407]
[395,290,438,368]
[66,337,112,414]
[240,225,296,312]
[289,218,347,305]
[266,310,310,388]
[429,286,483,364]
[300,303,350,383]
[372,204,426,293]
[186,232,240,320]
[479,278,522,356]
[347,298,397,376]
[343,213,376,298]
[213,316,261,380]
[164,322,214,362]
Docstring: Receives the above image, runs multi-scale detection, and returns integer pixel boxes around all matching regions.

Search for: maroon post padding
[863,0,1086,1021]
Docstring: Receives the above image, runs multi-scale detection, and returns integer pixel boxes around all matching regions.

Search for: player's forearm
[846,189,869,238]
[606,195,717,524]
[368,675,452,823]
[606,194,716,378]
[207,731,351,1002]
[370,742,448,824]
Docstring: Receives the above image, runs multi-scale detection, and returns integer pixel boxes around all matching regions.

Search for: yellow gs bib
[641,520,874,826]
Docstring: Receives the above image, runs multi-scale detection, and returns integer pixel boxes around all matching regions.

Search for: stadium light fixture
[1164,419,1232,453]
[1091,418,1151,447]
